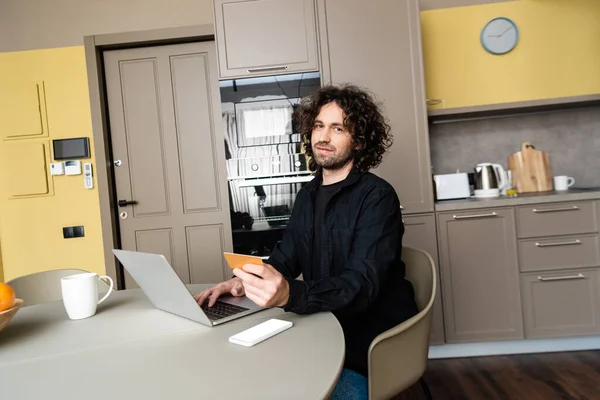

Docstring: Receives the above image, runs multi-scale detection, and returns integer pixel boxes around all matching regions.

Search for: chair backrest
[368,246,437,400]
[7,269,110,307]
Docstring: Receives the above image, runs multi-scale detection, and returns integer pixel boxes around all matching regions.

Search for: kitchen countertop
[435,189,600,212]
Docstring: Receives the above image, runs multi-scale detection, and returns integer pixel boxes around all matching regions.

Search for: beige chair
[368,246,436,400]
[7,269,111,307]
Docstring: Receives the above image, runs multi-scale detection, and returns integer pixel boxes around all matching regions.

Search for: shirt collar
[305,165,362,193]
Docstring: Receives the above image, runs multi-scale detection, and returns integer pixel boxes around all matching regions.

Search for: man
[195,85,417,398]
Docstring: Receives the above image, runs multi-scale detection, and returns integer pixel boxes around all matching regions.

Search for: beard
[312,141,355,171]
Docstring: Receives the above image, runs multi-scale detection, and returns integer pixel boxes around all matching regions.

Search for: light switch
[65,160,82,175]
[63,225,84,239]
[50,162,64,176]
[63,227,74,239]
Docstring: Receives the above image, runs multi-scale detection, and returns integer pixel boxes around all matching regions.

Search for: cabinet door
[213,0,319,79]
[518,234,600,273]
[521,268,600,339]
[403,214,445,345]
[516,201,598,239]
[437,208,523,343]
[317,0,433,214]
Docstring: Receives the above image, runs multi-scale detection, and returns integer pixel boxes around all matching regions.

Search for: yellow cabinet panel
[3,142,50,198]
[421,0,600,109]
[0,81,47,139]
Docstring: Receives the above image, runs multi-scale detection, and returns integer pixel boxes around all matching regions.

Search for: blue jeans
[330,368,368,400]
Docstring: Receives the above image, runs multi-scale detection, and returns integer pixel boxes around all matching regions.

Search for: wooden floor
[397,351,600,400]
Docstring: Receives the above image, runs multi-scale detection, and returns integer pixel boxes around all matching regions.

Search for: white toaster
[433,173,471,200]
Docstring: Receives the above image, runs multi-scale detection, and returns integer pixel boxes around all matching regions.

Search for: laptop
[112,249,264,326]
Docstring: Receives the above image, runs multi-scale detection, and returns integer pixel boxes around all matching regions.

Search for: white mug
[553,175,575,191]
[61,272,114,320]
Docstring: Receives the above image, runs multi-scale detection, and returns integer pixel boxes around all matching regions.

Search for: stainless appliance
[433,172,471,200]
[474,163,506,190]
[226,154,313,258]
[220,72,320,160]
[219,72,320,257]
[233,97,301,148]
[227,154,313,227]
[473,162,507,199]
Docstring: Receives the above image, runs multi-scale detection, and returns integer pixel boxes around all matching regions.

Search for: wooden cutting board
[508,142,553,193]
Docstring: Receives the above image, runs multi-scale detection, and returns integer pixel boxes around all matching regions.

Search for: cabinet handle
[538,273,585,282]
[453,212,498,219]
[532,205,579,213]
[247,65,289,73]
[535,239,582,247]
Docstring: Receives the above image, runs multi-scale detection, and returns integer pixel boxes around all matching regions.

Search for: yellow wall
[0,46,105,282]
[0,243,4,282]
[421,0,600,109]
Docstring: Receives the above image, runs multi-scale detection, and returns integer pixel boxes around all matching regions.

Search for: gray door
[437,208,524,343]
[521,268,600,339]
[104,42,232,288]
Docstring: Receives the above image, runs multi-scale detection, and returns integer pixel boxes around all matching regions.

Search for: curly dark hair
[293,84,392,172]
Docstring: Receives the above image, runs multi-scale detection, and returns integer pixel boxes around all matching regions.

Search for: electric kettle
[474,163,507,191]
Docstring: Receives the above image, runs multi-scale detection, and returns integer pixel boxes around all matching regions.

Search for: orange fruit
[0,283,16,312]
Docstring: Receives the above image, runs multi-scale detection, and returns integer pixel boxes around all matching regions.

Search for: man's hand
[233,263,290,308]
[193,277,245,308]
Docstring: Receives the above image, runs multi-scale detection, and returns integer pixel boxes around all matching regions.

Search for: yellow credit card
[223,252,264,269]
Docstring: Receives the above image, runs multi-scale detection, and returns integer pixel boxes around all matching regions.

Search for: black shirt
[312,179,345,280]
[268,167,418,377]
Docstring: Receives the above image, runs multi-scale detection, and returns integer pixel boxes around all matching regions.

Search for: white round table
[0,285,345,400]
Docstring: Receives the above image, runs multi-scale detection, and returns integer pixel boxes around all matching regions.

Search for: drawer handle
[453,212,498,220]
[532,205,579,213]
[535,239,582,247]
[538,273,585,282]
[247,65,289,73]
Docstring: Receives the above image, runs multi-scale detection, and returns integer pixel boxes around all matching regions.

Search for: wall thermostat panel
[65,160,82,175]
[53,137,90,160]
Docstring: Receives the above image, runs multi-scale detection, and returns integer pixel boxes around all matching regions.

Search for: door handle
[453,212,498,220]
[535,239,582,247]
[532,205,579,213]
[538,273,585,282]
[118,199,138,207]
[247,65,289,73]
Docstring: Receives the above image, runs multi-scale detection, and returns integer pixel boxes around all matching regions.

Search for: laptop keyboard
[201,301,249,321]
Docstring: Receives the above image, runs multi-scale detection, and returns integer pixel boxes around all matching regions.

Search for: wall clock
[480,17,519,55]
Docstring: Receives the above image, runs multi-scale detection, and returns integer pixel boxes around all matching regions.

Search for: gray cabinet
[521,268,600,339]
[516,199,600,339]
[516,201,598,238]
[518,234,600,273]
[437,208,523,343]
[213,0,319,79]
[403,214,445,345]
[316,0,434,215]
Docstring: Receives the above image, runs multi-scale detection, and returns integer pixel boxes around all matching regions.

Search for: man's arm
[265,196,303,280]
[283,186,402,315]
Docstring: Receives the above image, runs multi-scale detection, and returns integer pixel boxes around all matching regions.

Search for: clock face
[481,17,519,55]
